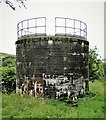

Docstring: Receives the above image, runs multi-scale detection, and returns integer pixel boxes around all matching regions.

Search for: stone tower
[16,17,89,99]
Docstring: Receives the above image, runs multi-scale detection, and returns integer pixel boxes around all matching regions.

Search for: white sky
[0,0,104,59]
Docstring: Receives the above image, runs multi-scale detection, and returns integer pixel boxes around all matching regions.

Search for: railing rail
[55,17,87,39]
[17,17,87,40]
[17,17,46,38]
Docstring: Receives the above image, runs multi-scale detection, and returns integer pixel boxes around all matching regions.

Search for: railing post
[45,17,46,36]
[17,23,19,38]
[35,18,36,35]
[55,17,56,36]
[65,18,66,36]
[80,21,81,37]
[21,22,23,37]
[27,19,29,35]
[86,25,87,39]
[73,19,75,35]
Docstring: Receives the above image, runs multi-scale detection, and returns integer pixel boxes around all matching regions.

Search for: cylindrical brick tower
[16,17,89,99]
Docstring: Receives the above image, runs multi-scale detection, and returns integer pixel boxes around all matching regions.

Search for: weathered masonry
[16,17,89,100]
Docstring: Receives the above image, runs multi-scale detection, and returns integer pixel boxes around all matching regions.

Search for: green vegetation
[2,80,104,118]
[0,53,14,58]
[89,46,104,81]
[0,52,16,83]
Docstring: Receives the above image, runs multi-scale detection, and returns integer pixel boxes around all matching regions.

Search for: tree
[1,54,16,92]
[1,54,16,82]
[1,0,27,10]
[1,66,16,82]
[89,46,104,81]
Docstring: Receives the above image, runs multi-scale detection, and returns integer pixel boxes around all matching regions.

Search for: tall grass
[2,81,104,118]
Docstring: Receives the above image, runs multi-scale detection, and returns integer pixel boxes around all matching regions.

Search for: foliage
[0,66,16,82]
[2,55,16,67]
[89,46,104,81]
[2,81,104,118]
[0,53,16,82]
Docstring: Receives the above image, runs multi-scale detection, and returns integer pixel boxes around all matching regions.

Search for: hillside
[2,81,104,118]
[0,52,16,58]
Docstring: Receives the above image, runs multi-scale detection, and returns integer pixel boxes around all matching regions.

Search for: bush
[0,53,16,92]
[89,46,104,81]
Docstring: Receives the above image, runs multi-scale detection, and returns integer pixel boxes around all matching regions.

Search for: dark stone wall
[16,36,89,99]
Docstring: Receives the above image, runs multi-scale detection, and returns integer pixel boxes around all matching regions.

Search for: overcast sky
[0,0,104,59]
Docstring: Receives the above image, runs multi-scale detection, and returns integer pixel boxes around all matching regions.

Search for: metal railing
[17,17,46,38]
[55,17,87,39]
[17,17,87,40]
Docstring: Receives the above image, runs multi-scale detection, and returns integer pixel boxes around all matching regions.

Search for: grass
[2,80,104,118]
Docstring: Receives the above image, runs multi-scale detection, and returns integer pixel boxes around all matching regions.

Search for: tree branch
[2,0,27,10]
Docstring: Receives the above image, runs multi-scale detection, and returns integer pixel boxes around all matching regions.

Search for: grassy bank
[2,81,104,118]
